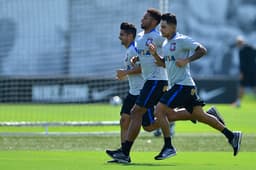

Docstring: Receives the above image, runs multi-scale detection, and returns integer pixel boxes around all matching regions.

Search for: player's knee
[130,105,146,119]
[120,115,130,127]
[143,126,154,132]
[154,104,165,118]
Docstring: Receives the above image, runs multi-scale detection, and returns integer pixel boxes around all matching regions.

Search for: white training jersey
[162,32,201,88]
[124,42,144,95]
[136,29,168,80]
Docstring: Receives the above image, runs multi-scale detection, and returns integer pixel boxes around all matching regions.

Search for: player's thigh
[159,84,187,109]
[120,93,137,116]
[142,108,158,131]
[184,86,205,113]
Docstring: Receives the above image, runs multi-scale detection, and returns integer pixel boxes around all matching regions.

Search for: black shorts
[159,84,205,113]
[240,72,256,87]
[120,93,155,127]
[136,80,168,108]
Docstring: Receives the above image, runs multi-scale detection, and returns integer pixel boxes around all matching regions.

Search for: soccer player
[106,8,223,163]
[148,13,242,160]
[106,22,157,163]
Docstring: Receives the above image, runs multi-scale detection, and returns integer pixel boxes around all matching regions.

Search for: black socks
[222,128,234,142]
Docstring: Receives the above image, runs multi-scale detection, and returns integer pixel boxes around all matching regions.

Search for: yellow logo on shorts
[163,86,168,92]
[191,88,196,96]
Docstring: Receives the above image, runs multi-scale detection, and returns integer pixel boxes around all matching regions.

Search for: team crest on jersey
[170,43,176,51]
[145,38,153,46]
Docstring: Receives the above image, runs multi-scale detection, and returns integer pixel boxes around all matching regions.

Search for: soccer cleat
[107,159,119,163]
[207,106,225,125]
[154,129,162,137]
[106,149,131,163]
[229,131,242,156]
[154,147,177,160]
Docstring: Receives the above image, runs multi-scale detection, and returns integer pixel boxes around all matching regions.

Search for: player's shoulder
[175,32,190,40]
[174,32,194,44]
[150,29,162,37]
[127,43,138,55]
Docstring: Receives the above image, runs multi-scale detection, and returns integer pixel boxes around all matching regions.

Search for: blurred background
[0,0,255,103]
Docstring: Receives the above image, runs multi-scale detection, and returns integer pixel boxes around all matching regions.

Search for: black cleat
[154,129,162,137]
[207,106,225,125]
[106,149,131,163]
[229,131,242,156]
[155,147,176,160]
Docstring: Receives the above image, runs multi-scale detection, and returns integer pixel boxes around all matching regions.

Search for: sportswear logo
[91,87,115,101]
[199,88,225,101]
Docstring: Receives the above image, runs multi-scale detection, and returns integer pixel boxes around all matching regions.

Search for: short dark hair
[161,13,177,25]
[147,8,161,25]
[120,22,137,39]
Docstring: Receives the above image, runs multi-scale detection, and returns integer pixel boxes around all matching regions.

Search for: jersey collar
[128,41,135,48]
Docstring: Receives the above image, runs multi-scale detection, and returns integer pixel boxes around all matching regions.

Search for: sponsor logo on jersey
[138,49,151,55]
[164,56,175,62]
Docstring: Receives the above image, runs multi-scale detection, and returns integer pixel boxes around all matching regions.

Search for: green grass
[0,95,255,169]
[0,151,255,170]
[0,104,121,122]
[0,96,255,133]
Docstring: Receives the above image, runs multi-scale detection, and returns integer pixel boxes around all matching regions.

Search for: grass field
[0,95,255,169]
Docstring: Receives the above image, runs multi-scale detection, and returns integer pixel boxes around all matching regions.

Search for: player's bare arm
[130,56,139,67]
[148,43,165,67]
[176,45,207,67]
[116,66,142,80]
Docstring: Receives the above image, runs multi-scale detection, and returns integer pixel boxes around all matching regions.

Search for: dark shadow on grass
[105,162,176,167]
[128,163,176,166]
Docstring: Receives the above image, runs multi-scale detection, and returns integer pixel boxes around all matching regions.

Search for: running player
[106,22,158,163]
[148,13,242,160]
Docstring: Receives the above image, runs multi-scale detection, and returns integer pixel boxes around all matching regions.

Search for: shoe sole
[106,150,130,164]
[234,132,242,156]
[155,152,177,160]
[208,106,225,125]
[107,160,119,163]
[115,158,130,164]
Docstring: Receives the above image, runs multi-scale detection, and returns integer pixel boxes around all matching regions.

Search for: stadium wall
[0,77,238,104]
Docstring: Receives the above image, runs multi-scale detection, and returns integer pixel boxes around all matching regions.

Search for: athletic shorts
[159,84,205,113]
[136,80,168,108]
[120,93,155,127]
[240,72,256,87]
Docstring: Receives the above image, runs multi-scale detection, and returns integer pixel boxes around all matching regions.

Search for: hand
[130,56,139,67]
[116,69,127,80]
[175,58,189,67]
[148,43,157,56]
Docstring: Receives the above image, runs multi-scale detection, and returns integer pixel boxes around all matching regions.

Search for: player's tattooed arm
[176,45,207,67]
[148,43,165,67]
[188,45,207,62]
